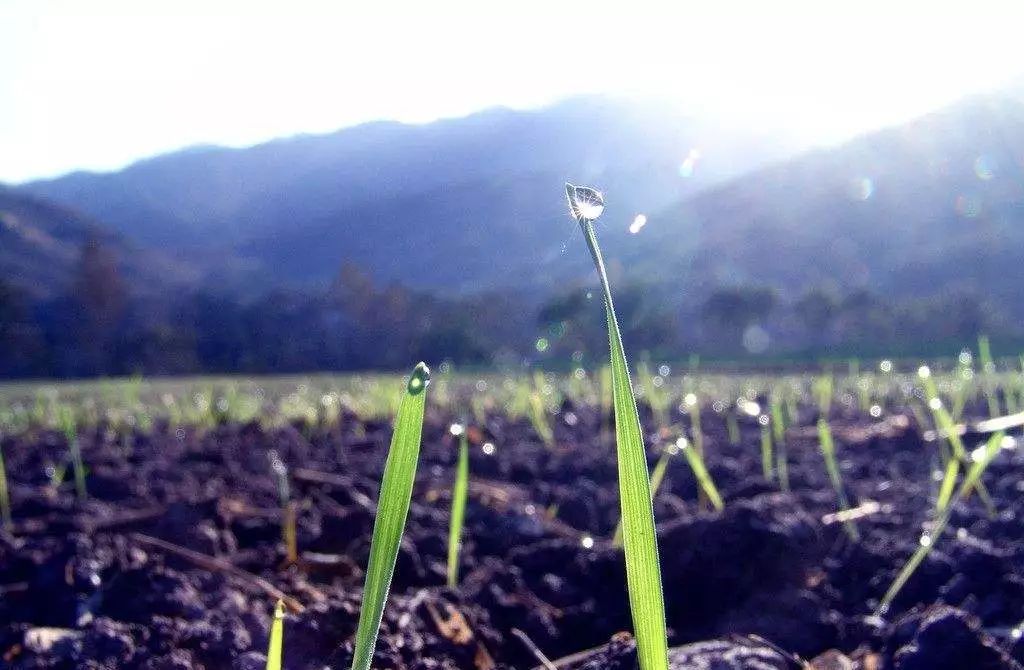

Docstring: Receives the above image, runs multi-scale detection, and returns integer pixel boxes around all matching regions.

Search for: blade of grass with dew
[350,363,430,670]
[265,599,285,670]
[568,183,667,670]
[877,431,1005,614]
[816,419,858,541]
[447,423,469,587]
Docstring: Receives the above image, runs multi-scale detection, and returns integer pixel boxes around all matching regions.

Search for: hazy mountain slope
[0,187,198,300]
[20,96,801,292]
[638,93,1024,310]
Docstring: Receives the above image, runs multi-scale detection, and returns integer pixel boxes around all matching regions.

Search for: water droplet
[449,423,465,436]
[580,535,595,549]
[879,359,893,373]
[535,337,549,353]
[917,365,931,379]
[870,404,882,418]
[408,362,430,395]
[482,442,496,455]
[565,183,605,221]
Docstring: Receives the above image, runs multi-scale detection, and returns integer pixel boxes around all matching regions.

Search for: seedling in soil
[769,392,789,491]
[638,361,670,428]
[877,431,1007,615]
[678,435,724,511]
[683,392,704,456]
[447,422,469,587]
[919,367,996,516]
[759,414,773,481]
[59,407,87,501]
[978,335,1000,417]
[816,419,859,542]
[268,451,297,565]
[0,435,11,528]
[266,599,285,670]
[567,182,668,670]
[726,410,740,446]
[528,390,555,448]
[350,362,430,670]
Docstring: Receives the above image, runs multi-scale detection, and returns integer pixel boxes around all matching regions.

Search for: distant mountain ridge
[17,96,803,294]
[0,186,198,301]
[6,90,1024,315]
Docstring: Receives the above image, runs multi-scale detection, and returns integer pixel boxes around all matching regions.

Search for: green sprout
[978,335,1000,417]
[816,419,859,542]
[678,435,724,511]
[919,366,995,516]
[350,362,430,670]
[877,431,1007,615]
[0,435,11,529]
[769,391,789,491]
[567,182,667,670]
[447,422,469,588]
[725,410,740,446]
[759,415,774,481]
[527,390,555,448]
[266,599,285,670]
[58,407,87,501]
[269,451,297,565]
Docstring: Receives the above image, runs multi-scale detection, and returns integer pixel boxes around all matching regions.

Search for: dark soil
[1,399,1023,669]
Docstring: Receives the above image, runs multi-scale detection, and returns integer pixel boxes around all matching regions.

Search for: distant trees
[700,285,777,350]
[70,236,127,375]
[0,259,1020,379]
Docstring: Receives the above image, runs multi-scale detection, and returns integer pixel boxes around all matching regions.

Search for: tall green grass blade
[265,599,285,670]
[817,419,858,541]
[612,440,678,547]
[350,362,430,670]
[447,425,469,588]
[569,183,667,670]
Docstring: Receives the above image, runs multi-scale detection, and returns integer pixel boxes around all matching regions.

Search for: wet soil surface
[1,400,1023,669]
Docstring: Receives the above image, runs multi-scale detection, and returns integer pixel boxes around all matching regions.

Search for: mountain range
[4,90,1024,317]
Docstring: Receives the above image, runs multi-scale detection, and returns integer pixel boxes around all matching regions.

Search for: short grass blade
[447,426,469,587]
[265,599,285,670]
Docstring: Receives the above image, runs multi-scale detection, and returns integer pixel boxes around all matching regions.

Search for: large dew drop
[565,183,605,221]
[408,362,431,395]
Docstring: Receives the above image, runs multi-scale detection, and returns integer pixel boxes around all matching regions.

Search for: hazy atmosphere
[5,3,1024,670]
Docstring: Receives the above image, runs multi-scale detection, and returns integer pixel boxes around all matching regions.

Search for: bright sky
[2,0,1023,183]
